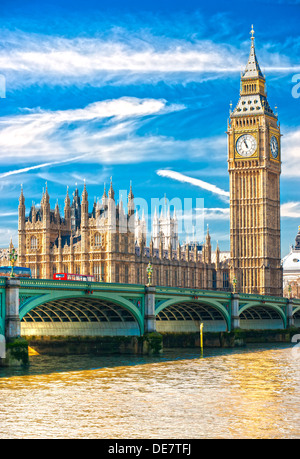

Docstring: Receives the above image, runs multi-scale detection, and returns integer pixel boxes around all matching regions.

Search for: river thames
[0,343,299,439]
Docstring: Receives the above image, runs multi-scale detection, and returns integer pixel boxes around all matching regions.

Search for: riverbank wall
[25,332,163,356]
[161,327,300,348]
[24,328,300,357]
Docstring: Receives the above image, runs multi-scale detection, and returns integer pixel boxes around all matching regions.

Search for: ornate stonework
[17,181,230,290]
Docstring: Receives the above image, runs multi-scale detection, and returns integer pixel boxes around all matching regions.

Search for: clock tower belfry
[227,26,282,296]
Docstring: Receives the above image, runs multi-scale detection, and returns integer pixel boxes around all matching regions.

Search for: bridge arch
[155,298,230,332]
[239,302,286,329]
[19,291,144,337]
[293,306,300,327]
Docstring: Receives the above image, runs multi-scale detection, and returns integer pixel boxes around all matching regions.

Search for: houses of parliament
[15,28,283,296]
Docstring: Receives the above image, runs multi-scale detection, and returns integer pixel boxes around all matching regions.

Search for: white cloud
[0,228,18,248]
[281,202,300,218]
[0,97,186,172]
[1,31,299,88]
[0,97,228,180]
[157,169,230,200]
[203,207,230,220]
[281,128,300,177]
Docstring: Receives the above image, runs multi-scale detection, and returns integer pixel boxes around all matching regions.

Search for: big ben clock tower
[228,26,282,296]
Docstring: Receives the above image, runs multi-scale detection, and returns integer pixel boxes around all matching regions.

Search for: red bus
[53,273,95,282]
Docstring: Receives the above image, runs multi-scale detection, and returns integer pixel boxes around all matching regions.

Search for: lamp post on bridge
[9,247,18,278]
[146,263,153,286]
[232,276,237,294]
[231,276,240,330]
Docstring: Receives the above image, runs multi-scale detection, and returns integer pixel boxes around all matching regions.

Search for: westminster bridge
[1,277,300,344]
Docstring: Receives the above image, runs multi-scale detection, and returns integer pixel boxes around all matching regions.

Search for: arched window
[94,233,101,247]
[31,236,38,250]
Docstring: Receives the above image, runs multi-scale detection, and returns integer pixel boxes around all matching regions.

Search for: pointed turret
[149,236,154,257]
[18,185,26,265]
[81,180,89,225]
[107,178,116,232]
[82,180,88,202]
[30,202,37,223]
[54,199,60,223]
[168,238,172,261]
[41,182,50,226]
[64,186,71,230]
[205,224,211,264]
[119,193,127,234]
[128,181,134,217]
[108,177,115,201]
[215,241,220,269]
[81,181,89,275]
[206,224,211,245]
[19,184,25,206]
[177,240,181,260]
[9,237,14,252]
[185,242,190,262]
[71,184,81,232]
[102,183,108,207]
[64,186,70,207]
[18,185,25,226]
[42,182,50,206]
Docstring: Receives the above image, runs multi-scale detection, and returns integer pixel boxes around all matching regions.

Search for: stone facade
[16,180,230,290]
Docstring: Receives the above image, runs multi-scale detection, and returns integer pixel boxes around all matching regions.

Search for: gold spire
[250,24,255,42]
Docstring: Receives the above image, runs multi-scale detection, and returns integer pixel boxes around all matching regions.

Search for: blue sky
[0,0,300,256]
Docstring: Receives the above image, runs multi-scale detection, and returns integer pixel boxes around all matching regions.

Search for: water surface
[0,344,299,439]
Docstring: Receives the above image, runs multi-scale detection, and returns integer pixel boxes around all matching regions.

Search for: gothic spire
[64,186,70,206]
[102,183,107,198]
[108,177,115,200]
[19,184,25,205]
[82,179,88,201]
[242,25,264,80]
[128,180,134,201]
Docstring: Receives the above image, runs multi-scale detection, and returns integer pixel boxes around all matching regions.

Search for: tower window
[31,236,38,250]
[94,233,102,246]
[115,264,119,282]
[125,265,129,283]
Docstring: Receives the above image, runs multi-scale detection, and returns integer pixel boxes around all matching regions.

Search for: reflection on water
[0,344,299,439]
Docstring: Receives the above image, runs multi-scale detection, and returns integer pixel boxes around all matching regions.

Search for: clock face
[270,136,279,159]
[236,134,257,157]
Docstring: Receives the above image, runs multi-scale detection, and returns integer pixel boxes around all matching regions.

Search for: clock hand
[244,140,248,149]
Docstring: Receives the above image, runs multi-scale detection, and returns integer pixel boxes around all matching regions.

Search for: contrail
[157,169,230,199]
[0,155,86,179]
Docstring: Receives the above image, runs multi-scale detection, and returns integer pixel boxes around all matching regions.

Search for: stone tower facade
[227,27,282,296]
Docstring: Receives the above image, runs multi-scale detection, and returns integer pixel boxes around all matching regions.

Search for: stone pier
[231,293,240,330]
[0,278,28,367]
[144,285,156,333]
